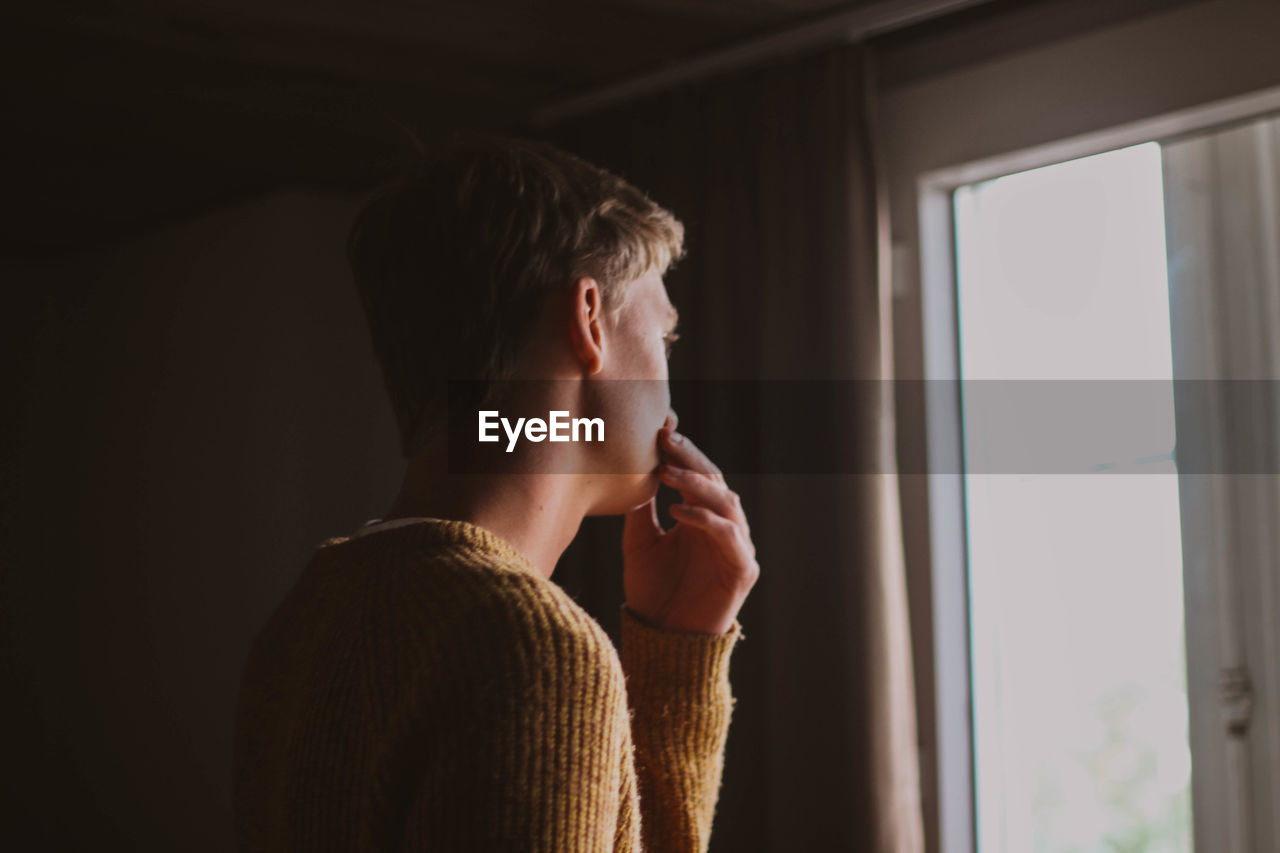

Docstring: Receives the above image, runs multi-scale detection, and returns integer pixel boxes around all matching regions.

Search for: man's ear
[569,275,605,375]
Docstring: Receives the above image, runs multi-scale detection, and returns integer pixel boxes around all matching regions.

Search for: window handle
[1220,666,1254,738]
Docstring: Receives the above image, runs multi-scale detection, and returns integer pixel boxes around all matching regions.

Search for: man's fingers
[668,504,756,562]
[659,427,725,482]
[669,504,736,538]
[657,465,746,526]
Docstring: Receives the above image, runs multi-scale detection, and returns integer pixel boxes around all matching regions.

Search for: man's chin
[585,472,660,517]
[637,469,662,504]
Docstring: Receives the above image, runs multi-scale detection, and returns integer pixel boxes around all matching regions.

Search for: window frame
[912,80,1280,853]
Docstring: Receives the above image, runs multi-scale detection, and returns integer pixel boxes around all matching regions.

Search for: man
[233,132,760,852]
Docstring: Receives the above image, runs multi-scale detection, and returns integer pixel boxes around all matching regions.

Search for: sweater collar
[334,516,544,579]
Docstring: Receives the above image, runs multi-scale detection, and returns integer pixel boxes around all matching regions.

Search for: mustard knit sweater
[233,517,745,852]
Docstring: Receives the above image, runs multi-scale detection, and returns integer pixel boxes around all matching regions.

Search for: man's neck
[382,464,591,582]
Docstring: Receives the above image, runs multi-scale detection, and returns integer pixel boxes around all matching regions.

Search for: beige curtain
[535,41,923,852]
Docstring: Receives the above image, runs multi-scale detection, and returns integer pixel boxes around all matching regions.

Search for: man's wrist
[621,603,738,636]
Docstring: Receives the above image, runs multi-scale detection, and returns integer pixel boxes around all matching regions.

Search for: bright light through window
[954,142,1194,852]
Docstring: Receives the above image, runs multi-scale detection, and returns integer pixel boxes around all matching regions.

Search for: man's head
[347,132,685,466]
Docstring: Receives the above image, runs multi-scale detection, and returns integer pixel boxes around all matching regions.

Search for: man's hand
[622,417,760,635]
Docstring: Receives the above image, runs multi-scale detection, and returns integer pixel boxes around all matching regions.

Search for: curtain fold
[535,42,923,852]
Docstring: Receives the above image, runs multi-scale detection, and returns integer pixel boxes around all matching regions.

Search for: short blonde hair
[347,131,685,459]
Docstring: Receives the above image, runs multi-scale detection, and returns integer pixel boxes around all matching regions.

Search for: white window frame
[915,84,1280,853]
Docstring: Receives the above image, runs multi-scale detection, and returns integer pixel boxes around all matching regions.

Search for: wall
[0,190,403,850]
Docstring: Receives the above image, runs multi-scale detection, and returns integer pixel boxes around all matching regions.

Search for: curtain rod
[529,0,996,127]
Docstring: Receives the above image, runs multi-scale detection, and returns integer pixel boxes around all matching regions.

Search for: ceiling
[2,0,1193,255]
[3,0,881,255]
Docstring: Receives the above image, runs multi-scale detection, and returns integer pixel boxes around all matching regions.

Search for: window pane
[954,143,1194,853]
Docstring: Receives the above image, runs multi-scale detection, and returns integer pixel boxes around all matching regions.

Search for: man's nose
[664,409,679,430]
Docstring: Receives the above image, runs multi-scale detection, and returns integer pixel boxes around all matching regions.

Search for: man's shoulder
[456,571,620,666]
[318,536,619,665]
[365,558,626,709]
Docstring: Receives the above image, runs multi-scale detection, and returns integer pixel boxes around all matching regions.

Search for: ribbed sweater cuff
[618,605,744,705]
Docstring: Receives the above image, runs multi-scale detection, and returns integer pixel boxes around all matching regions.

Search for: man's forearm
[618,604,744,853]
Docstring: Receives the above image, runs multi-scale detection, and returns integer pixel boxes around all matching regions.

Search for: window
[917,95,1280,853]
[953,143,1193,852]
